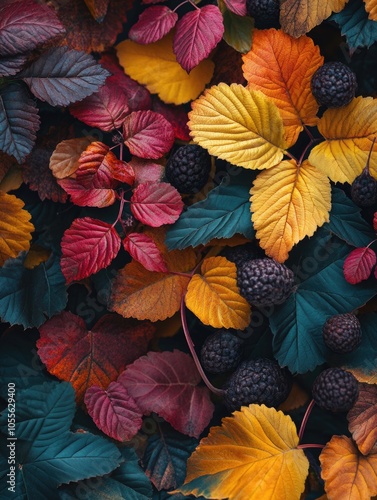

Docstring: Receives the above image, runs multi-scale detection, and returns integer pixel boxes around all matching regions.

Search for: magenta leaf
[0,0,65,57]
[128,6,178,44]
[131,182,184,227]
[58,177,117,208]
[0,55,27,77]
[61,217,121,283]
[118,350,214,438]
[18,47,109,107]
[173,5,224,72]
[123,110,175,159]
[152,97,191,142]
[85,382,143,442]
[123,232,168,272]
[343,247,377,284]
[223,0,247,16]
[129,157,164,185]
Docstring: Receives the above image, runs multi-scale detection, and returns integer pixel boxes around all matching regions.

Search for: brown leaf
[83,0,109,21]
[49,137,94,180]
[348,383,377,455]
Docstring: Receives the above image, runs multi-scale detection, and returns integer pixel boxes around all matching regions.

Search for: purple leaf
[0,55,27,77]
[128,6,178,44]
[18,47,110,107]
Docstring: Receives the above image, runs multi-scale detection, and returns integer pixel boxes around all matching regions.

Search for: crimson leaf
[128,6,178,44]
[18,47,109,106]
[58,178,117,208]
[343,247,377,284]
[123,232,168,272]
[223,0,247,16]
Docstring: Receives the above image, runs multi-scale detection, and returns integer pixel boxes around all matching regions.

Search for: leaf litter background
[1,0,377,499]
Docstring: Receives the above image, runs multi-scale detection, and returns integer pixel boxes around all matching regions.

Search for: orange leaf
[24,245,51,270]
[185,256,251,329]
[242,29,323,146]
[348,383,377,456]
[362,0,377,21]
[320,435,377,500]
[49,137,94,179]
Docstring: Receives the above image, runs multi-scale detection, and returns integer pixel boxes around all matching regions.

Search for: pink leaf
[152,97,191,142]
[223,0,247,16]
[131,182,184,227]
[118,350,214,438]
[123,232,168,272]
[343,247,377,284]
[373,212,377,232]
[173,6,224,72]
[85,382,143,442]
[61,217,121,283]
[58,177,116,208]
[128,6,178,44]
[123,110,175,159]
[129,157,164,185]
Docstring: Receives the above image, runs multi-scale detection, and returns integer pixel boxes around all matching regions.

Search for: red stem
[297,443,325,450]
[113,192,126,227]
[298,399,316,442]
[173,0,199,11]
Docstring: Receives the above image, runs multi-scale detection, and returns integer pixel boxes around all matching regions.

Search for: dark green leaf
[222,9,254,53]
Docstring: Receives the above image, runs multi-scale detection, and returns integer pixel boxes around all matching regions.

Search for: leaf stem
[297,443,325,450]
[298,399,315,442]
[114,191,126,226]
[173,0,199,12]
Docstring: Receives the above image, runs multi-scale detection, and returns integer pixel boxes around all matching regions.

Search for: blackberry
[221,242,265,268]
[237,258,295,307]
[200,330,244,374]
[224,358,291,411]
[322,313,362,354]
[311,62,357,108]
[312,368,359,412]
[246,0,280,29]
[165,144,211,194]
[351,168,377,207]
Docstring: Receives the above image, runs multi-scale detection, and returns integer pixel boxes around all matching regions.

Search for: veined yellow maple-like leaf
[280,0,347,37]
[242,29,323,147]
[364,0,377,20]
[0,192,34,266]
[251,159,331,262]
[188,83,286,170]
[116,32,214,105]
[308,97,377,184]
[320,435,377,499]
[178,404,309,500]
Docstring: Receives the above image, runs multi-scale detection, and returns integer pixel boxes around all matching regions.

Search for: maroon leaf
[0,0,65,57]
[223,0,247,16]
[131,182,184,227]
[128,6,178,44]
[129,157,164,185]
[374,212,377,232]
[0,55,27,77]
[343,247,377,284]
[173,6,224,72]
[152,97,190,142]
[123,232,168,272]
[18,47,109,107]
[61,217,121,283]
[123,110,175,159]
[118,350,214,438]
[85,382,143,442]
[58,177,117,207]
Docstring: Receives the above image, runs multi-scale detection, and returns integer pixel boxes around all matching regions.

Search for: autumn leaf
[348,383,377,456]
[242,29,323,146]
[116,31,214,105]
[188,83,286,170]
[84,0,109,21]
[308,97,377,184]
[123,232,168,273]
[365,0,377,20]
[185,256,251,329]
[178,404,309,500]
[320,435,377,499]
[128,5,178,44]
[251,159,331,262]
[128,157,164,185]
[49,137,94,179]
[343,247,377,284]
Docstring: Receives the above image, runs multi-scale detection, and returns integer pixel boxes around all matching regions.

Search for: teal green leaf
[222,9,254,53]
[0,252,67,328]
[166,170,254,250]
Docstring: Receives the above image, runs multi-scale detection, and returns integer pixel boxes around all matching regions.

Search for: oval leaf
[128,6,178,44]
[123,232,168,272]
[343,246,377,284]
[223,0,247,16]
[49,137,94,180]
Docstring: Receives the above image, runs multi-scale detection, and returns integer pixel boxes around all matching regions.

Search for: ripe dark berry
[322,313,362,354]
[311,62,357,108]
[165,144,211,194]
[246,0,280,29]
[200,330,244,374]
[224,358,292,412]
[312,368,359,412]
[351,168,377,207]
[237,258,295,307]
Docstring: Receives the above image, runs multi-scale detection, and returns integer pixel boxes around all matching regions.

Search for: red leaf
[152,97,191,142]
[129,157,164,185]
[118,350,214,438]
[343,247,377,284]
[128,6,178,44]
[123,110,175,159]
[85,382,143,441]
[373,212,377,232]
[58,177,117,207]
[61,217,121,283]
[123,232,168,272]
[69,80,130,131]
[173,6,224,72]
[131,182,184,227]
[223,0,247,16]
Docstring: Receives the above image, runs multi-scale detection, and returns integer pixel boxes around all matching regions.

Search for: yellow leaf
[364,0,377,20]
[185,256,251,329]
[280,0,347,38]
[251,159,331,262]
[320,435,377,499]
[308,97,377,184]
[178,404,309,500]
[242,29,323,147]
[116,31,214,105]
[49,137,94,180]
[189,83,286,170]
[0,192,34,266]
[24,245,51,270]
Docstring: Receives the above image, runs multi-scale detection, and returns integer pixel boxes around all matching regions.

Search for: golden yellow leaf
[189,83,286,170]
[320,435,377,500]
[278,382,309,412]
[308,97,377,184]
[24,245,51,270]
[49,137,94,179]
[364,0,377,20]
[178,404,309,500]
[0,192,34,266]
[0,164,22,193]
[251,159,331,262]
[185,256,251,329]
[280,0,347,37]
[116,31,214,105]
[242,29,323,147]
